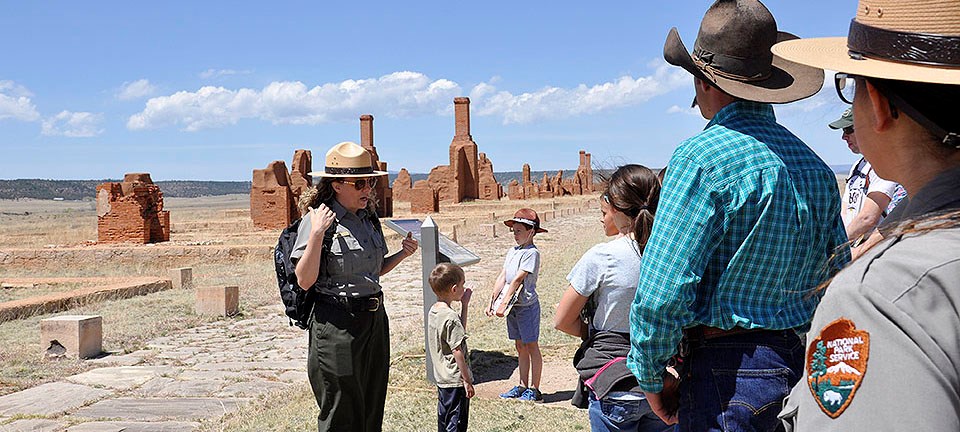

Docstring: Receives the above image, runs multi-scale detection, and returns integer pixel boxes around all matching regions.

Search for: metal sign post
[420,216,439,383]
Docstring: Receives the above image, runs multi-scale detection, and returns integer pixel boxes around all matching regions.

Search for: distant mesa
[96,173,170,244]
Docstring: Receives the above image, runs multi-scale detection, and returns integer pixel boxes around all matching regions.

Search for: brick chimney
[454,97,471,138]
[360,114,374,151]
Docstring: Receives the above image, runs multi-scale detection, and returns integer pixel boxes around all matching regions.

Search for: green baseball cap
[828,108,853,130]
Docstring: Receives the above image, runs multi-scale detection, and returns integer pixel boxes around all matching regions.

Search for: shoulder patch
[806,318,870,418]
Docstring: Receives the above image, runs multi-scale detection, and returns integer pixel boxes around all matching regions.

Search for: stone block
[195,286,239,317]
[170,267,193,289]
[41,315,103,359]
[481,223,497,238]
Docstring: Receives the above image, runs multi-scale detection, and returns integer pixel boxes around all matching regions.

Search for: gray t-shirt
[428,302,472,388]
[503,244,540,307]
[567,236,642,334]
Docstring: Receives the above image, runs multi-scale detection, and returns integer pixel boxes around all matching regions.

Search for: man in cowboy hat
[774,0,960,429]
[626,0,849,429]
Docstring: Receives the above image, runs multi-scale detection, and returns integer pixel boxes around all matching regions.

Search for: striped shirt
[627,101,850,393]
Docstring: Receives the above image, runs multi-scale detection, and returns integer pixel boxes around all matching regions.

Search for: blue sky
[1,1,856,180]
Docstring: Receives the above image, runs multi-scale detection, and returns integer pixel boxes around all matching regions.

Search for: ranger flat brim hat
[308,141,388,178]
[772,0,960,85]
[664,0,824,104]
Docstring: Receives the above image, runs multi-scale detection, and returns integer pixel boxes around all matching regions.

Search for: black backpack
[275,218,334,329]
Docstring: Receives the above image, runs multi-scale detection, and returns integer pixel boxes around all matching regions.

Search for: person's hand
[484,304,494,317]
[461,287,472,304]
[309,205,336,239]
[400,232,418,257]
[495,301,508,317]
[644,369,681,425]
[465,382,475,398]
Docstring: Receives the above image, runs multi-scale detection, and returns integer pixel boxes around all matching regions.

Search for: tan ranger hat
[773,0,960,85]
[308,141,387,178]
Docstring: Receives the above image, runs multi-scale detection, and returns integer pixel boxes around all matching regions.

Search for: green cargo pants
[308,301,390,432]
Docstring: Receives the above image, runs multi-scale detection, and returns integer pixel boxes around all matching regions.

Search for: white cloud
[41,111,105,137]
[129,64,691,131]
[469,63,689,124]
[117,79,157,101]
[666,104,702,117]
[199,69,252,79]
[0,80,41,122]
[128,71,463,131]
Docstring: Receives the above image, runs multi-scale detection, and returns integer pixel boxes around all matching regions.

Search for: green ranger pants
[308,301,390,432]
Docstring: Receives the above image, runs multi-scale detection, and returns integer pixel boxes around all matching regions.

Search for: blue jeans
[588,392,674,432]
[677,330,803,432]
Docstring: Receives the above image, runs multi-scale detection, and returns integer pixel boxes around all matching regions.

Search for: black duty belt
[318,292,382,312]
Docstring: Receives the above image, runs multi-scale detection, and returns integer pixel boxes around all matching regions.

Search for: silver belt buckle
[367,296,381,312]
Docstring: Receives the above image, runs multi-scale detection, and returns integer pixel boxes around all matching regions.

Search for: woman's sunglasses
[340,177,377,190]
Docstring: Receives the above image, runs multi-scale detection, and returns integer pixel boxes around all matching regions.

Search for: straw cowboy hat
[503,208,548,233]
[773,0,960,85]
[308,141,387,178]
[664,0,824,104]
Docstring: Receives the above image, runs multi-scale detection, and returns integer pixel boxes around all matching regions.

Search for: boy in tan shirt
[428,263,474,432]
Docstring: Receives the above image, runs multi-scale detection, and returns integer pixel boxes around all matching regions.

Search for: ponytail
[604,164,661,255]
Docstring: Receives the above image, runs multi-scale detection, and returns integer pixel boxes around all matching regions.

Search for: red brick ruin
[394,97,502,212]
[96,173,170,244]
[251,151,312,230]
[360,114,393,217]
[393,168,412,202]
[506,153,595,200]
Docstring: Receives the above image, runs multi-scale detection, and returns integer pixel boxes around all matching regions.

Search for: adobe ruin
[251,150,315,230]
[394,97,501,205]
[409,180,439,213]
[360,114,394,217]
[96,173,170,244]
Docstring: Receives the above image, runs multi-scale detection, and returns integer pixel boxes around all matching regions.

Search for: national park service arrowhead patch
[806,318,870,418]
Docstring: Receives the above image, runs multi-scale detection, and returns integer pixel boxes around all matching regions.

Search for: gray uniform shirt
[780,166,960,431]
[567,236,642,334]
[290,200,388,297]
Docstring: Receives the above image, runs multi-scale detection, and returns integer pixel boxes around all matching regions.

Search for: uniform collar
[900,165,960,219]
[330,199,368,222]
[706,100,775,129]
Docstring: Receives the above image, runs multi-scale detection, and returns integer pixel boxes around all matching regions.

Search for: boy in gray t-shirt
[488,208,546,403]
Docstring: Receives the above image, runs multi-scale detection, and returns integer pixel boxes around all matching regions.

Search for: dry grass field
[0,193,604,431]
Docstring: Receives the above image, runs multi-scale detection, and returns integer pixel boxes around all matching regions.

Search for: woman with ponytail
[554,164,670,432]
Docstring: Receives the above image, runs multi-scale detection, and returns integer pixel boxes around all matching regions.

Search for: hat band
[848,20,960,67]
[325,166,374,175]
[511,217,539,228]
[692,45,773,83]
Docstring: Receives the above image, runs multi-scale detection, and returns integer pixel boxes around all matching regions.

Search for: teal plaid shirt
[627,101,849,393]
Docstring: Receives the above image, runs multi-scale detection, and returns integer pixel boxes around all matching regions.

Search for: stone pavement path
[0,307,306,432]
[0,207,597,432]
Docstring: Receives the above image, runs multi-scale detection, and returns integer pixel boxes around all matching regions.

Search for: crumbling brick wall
[251,161,297,230]
[96,173,169,244]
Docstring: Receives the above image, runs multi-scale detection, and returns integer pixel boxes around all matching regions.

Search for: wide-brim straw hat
[664,0,824,104]
[503,208,548,233]
[308,141,387,178]
[773,0,960,85]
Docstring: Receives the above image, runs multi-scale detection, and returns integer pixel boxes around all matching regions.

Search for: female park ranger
[292,141,418,432]
[774,0,960,429]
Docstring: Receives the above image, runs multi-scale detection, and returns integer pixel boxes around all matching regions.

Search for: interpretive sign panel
[384,219,480,267]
